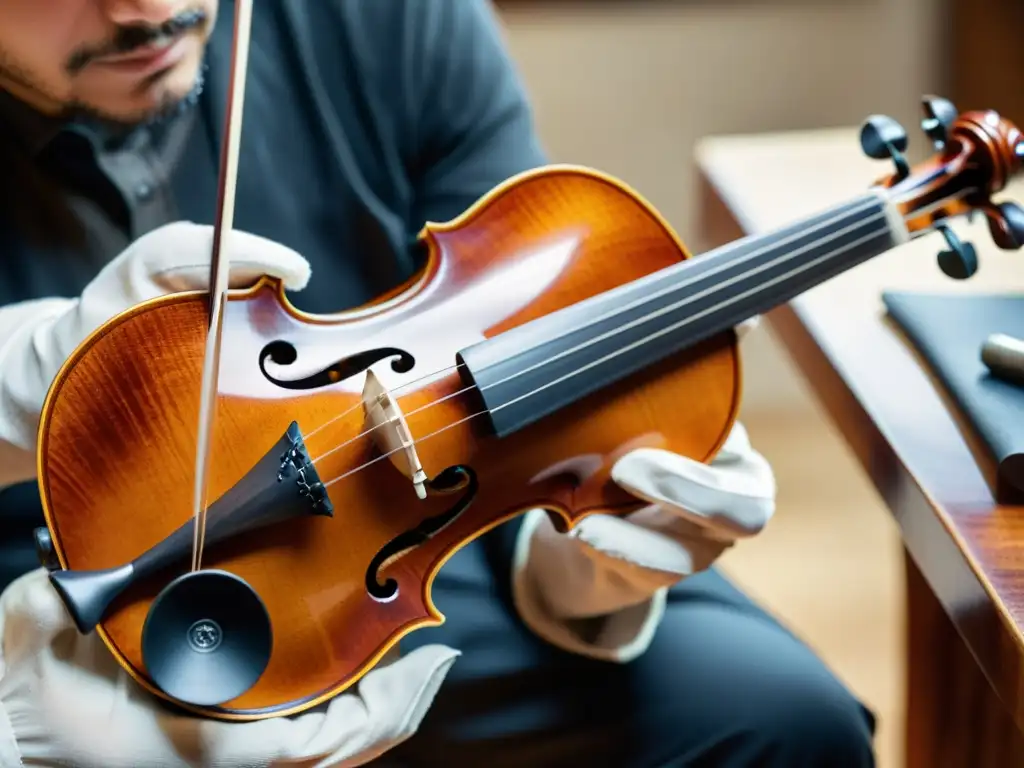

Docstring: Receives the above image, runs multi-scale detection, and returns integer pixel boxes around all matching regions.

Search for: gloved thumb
[99,221,312,301]
[611,443,775,539]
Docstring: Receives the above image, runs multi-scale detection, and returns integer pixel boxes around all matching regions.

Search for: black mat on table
[882,292,1024,504]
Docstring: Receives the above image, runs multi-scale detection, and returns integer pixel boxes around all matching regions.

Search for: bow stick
[191,0,255,572]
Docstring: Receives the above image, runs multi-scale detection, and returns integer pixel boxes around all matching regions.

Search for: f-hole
[364,465,478,602]
[259,340,416,391]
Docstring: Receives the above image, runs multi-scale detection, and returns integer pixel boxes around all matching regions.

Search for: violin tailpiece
[47,421,332,635]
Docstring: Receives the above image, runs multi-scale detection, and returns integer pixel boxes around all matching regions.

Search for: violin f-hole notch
[47,421,333,636]
[259,340,416,390]
[365,465,478,602]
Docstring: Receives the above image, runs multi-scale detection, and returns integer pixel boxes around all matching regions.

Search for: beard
[0,7,210,130]
[0,57,207,133]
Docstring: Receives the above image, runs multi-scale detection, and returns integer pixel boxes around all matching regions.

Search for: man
[0,1,876,765]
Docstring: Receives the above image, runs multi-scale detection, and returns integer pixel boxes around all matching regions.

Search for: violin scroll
[859,95,1024,279]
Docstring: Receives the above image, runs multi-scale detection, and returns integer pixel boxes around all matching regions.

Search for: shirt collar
[0,59,208,158]
[0,89,66,156]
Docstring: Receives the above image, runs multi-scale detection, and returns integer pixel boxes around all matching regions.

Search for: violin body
[38,166,740,720]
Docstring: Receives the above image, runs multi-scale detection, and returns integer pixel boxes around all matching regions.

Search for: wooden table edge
[694,163,1024,736]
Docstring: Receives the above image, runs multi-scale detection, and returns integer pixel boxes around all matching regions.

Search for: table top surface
[694,123,1024,721]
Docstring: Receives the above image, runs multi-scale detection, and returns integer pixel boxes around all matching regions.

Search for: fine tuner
[859,95,1024,279]
[32,87,1024,722]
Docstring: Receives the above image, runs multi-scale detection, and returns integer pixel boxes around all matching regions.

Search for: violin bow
[191,0,255,572]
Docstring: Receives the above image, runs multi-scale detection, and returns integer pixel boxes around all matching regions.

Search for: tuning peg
[921,96,958,149]
[987,201,1024,249]
[935,224,978,279]
[859,115,910,180]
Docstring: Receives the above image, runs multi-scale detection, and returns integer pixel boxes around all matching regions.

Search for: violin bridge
[361,369,428,499]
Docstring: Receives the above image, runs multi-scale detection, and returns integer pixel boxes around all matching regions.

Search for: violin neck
[458,188,909,438]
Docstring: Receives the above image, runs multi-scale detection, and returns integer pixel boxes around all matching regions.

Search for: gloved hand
[511,321,776,662]
[0,221,461,765]
[0,222,311,489]
[0,568,459,767]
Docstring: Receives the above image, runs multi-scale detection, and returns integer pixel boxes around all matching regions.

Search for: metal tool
[982,332,1024,386]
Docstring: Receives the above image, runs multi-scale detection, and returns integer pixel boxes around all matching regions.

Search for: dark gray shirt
[0,0,546,589]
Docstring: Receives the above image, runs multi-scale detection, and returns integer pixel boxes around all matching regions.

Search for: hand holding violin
[514,339,775,661]
[0,222,310,489]
[0,223,461,767]
[0,217,763,765]
[0,568,458,768]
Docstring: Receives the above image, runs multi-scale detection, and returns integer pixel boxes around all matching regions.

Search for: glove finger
[716,421,753,459]
[198,644,460,766]
[0,569,77,656]
[130,222,312,293]
[571,512,709,579]
[612,443,775,539]
[623,505,735,570]
[735,316,760,340]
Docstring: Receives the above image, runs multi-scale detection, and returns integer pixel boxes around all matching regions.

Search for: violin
[30,1,1024,723]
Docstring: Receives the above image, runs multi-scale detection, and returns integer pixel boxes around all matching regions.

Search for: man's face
[0,0,217,125]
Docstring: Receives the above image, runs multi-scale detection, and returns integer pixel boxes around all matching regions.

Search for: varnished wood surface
[950,0,1024,131]
[903,555,1024,768]
[38,166,740,721]
[696,127,1024,754]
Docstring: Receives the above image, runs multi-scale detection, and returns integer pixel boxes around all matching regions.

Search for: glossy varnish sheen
[38,166,741,720]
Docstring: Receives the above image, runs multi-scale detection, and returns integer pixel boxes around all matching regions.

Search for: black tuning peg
[921,96,958,149]
[993,201,1024,249]
[859,115,910,180]
[935,224,978,279]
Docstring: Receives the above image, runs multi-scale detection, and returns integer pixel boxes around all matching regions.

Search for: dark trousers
[375,520,877,767]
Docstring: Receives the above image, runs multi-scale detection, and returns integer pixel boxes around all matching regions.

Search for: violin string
[306,185,982,485]
[310,376,475,464]
[314,215,895,488]
[300,195,878,448]
[301,362,466,443]
[301,195,880,466]
[496,182,974,399]
[469,209,886,398]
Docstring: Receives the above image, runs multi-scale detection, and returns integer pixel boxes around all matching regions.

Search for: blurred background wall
[492,1,951,765]
[498,0,945,413]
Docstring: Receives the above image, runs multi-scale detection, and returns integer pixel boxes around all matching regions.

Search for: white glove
[0,568,460,767]
[0,222,461,765]
[0,221,312,489]
[512,410,775,662]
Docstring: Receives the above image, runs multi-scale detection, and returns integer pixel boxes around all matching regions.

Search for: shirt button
[134,183,154,202]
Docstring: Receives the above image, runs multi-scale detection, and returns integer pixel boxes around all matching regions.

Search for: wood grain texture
[950,0,1024,131]
[903,555,1024,768]
[695,127,1024,762]
[38,165,740,721]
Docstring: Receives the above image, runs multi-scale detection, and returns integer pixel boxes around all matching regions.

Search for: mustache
[66,8,208,74]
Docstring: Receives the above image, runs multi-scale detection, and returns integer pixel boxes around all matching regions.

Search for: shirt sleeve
[404,0,549,226]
